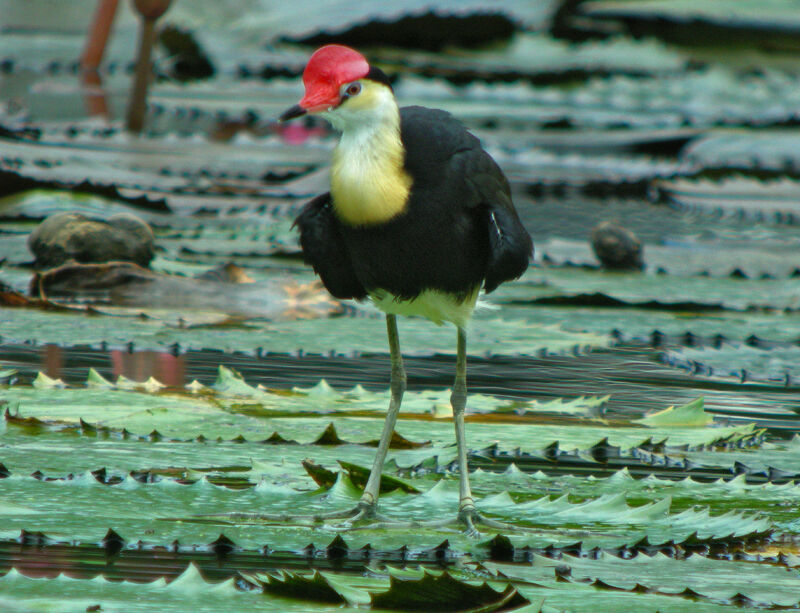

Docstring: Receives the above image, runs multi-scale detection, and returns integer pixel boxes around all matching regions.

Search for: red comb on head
[299,45,370,111]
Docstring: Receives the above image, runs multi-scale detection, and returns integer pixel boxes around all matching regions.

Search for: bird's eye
[345,82,361,96]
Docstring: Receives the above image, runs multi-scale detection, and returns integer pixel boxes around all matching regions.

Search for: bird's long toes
[311,502,374,522]
[462,515,482,538]
[326,512,403,532]
[356,499,380,519]
[455,507,481,537]
[457,508,532,536]
[339,508,371,527]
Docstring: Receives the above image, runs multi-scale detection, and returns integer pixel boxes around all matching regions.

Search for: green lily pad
[636,397,712,427]
[0,563,362,613]
[371,568,529,612]
[0,304,610,356]
[494,551,800,607]
[504,266,800,312]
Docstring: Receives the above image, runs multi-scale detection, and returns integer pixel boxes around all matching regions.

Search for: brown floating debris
[28,212,155,270]
[0,286,35,307]
[196,262,255,284]
[3,408,51,432]
[24,261,342,321]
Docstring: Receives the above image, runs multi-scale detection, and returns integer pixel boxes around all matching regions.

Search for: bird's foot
[194,497,393,530]
[456,506,515,538]
[311,499,394,529]
[341,499,534,537]
[192,497,531,535]
[402,497,527,537]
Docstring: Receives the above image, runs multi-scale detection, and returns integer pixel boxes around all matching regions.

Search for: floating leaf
[507,266,800,312]
[501,551,800,607]
[32,371,65,389]
[86,367,114,389]
[337,460,421,494]
[2,6,800,610]
[538,236,800,279]
[254,570,350,604]
[636,397,713,427]
[659,175,800,224]
[370,568,529,612]
[213,365,264,396]
[663,343,800,385]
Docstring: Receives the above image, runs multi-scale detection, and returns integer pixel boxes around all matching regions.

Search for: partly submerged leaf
[213,365,265,396]
[370,568,530,612]
[505,266,800,312]
[636,397,712,427]
[0,306,610,356]
[663,343,800,384]
[525,551,800,607]
[301,459,338,489]
[658,175,800,225]
[538,235,800,279]
[254,570,350,604]
[32,371,65,389]
[86,367,114,388]
[301,459,421,494]
[338,460,421,494]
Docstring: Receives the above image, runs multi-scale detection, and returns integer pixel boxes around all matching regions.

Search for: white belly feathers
[369,287,480,329]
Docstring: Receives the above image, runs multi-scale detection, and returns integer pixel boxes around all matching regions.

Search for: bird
[281,45,533,532]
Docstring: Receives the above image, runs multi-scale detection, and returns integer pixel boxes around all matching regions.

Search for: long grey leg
[452,327,475,519]
[358,314,406,514]
[200,319,528,532]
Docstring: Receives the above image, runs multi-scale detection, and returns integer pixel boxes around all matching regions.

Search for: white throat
[324,84,412,226]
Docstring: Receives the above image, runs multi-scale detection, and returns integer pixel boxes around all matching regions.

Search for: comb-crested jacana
[282,45,533,533]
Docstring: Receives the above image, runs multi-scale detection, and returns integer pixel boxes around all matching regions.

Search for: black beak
[279,104,306,122]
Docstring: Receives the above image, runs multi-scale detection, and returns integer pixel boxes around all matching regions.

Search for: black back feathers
[294,105,532,303]
[484,199,533,293]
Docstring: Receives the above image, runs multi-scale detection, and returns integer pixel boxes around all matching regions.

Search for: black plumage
[295,192,367,300]
[294,105,532,303]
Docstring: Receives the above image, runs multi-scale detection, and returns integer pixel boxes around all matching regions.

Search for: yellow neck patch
[328,83,412,226]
